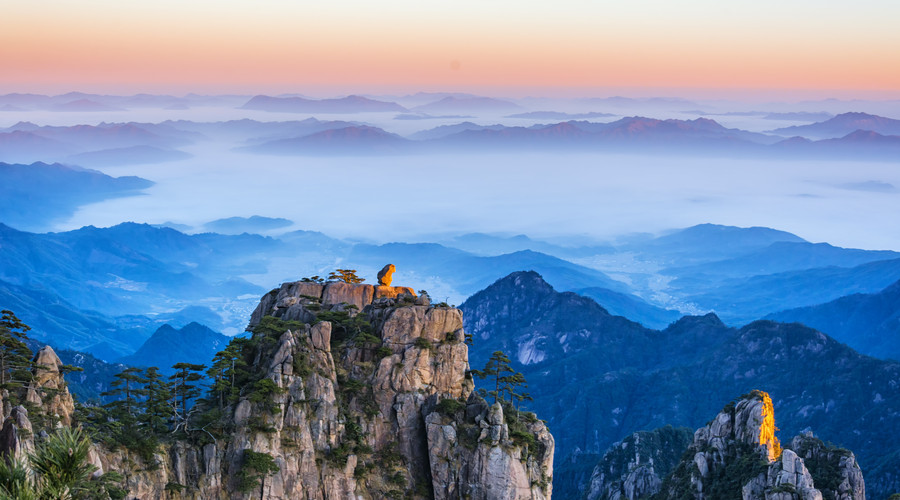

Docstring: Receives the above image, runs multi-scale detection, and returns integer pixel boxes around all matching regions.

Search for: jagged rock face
[84,281,554,499]
[426,399,554,500]
[28,346,76,427]
[585,426,693,500]
[654,391,865,500]
[788,433,865,500]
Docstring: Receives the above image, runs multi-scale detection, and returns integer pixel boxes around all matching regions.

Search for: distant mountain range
[0,122,197,164]
[240,94,407,113]
[117,322,229,374]
[767,278,900,361]
[409,96,523,114]
[66,145,191,166]
[0,92,246,110]
[0,162,153,230]
[240,125,412,155]
[236,116,900,159]
[202,215,294,234]
[462,271,900,499]
[770,111,900,138]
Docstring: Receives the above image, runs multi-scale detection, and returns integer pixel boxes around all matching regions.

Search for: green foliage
[170,362,206,436]
[300,276,325,283]
[471,350,530,411]
[0,309,34,392]
[413,337,433,351]
[292,352,312,378]
[701,442,769,500]
[316,310,374,348]
[375,346,393,359]
[435,398,465,416]
[252,316,305,340]
[27,427,108,500]
[247,377,286,412]
[0,457,37,500]
[237,450,279,495]
[328,269,365,284]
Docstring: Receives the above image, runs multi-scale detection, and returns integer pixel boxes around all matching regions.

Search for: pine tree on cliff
[207,339,250,411]
[328,269,365,284]
[0,309,33,392]
[170,362,206,433]
[141,367,175,434]
[101,367,148,419]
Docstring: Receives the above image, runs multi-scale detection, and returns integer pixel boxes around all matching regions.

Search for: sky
[3,0,900,98]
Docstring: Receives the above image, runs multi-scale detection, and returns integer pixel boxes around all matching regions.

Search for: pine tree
[328,269,365,284]
[102,367,148,420]
[0,310,34,392]
[471,350,514,404]
[472,350,531,414]
[170,362,206,433]
[141,366,174,435]
[207,339,249,411]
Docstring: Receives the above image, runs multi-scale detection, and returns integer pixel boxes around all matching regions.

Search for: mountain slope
[767,279,900,361]
[770,111,900,138]
[117,322,229,374]
[0,162,152,230]
[461,272,900,499]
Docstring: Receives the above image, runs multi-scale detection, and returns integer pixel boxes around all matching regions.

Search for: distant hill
[408,121,507,140]
[202,215,293,234]
[66,145,191,166]
[773,129,900,160]
[51,98,122,112]
[0,122,196,162]
[767,279,900,361]
[160,117,361,142]
[410,96,523,114]
[241,125,413,155]
[575,286,682,329]
[0,162,153,230]
[625,223,806,265]
[240,94,407,113]
[0,131,77,163]
[769,111,900,138]
[118,322,230,374]
[0,222,265,318]
[679,257,900,324]
[505,110,616,119]
[662,241,900,280]
[347,243,630,297]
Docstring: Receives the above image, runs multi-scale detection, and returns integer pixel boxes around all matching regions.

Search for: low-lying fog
[59,146,898,250]
[4,99,899,250]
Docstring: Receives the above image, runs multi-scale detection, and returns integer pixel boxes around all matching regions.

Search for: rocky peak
[79,279,555,499]
[27,345,76,428]
[654,390,865,500]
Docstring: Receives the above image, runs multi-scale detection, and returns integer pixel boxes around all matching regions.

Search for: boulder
[377,263,396,286]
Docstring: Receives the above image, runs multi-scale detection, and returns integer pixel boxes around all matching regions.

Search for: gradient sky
[3,0,900,97]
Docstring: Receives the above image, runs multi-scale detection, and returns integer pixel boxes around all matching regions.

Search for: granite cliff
[1,280,554,499]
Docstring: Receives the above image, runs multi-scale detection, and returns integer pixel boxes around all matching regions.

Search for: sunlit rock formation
[654,390,864,500]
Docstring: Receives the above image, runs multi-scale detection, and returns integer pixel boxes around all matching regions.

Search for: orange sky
[3,0,899,97]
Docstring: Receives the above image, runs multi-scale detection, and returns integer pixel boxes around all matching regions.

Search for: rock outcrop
[377,263,396,286]
[654,390,865,500]
[0,346,75,461]
[585,426,693,500]
[6,280,553,499]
